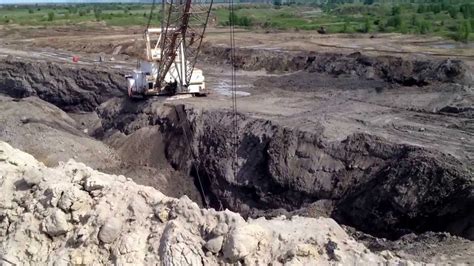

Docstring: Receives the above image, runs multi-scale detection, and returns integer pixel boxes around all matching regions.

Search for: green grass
[213,2,473,42]
[0,4,156,27]
[0,2,472,42]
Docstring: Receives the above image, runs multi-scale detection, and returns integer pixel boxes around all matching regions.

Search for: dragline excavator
[126,0,213,97]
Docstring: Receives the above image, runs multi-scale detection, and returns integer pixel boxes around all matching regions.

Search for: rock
[154,206,170,223]
[204,236,224,254]
[0,142,470,265]
[112,46,122,55]
[0,215,9,237]
[99,217,123,244]
[223,224,269,262]
[84,174,111,192]
[325,239,340,261]
[20,116,29,124]
[212,223,229,236]
[380,250,395,260]
[159,221,208,266]
[365,66,375,80]
[42,209,70,237]
[22,168,42,186]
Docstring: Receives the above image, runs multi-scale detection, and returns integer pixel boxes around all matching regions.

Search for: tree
[411,14,418,26]
[362,18,371,33]
[378,21,386,32]
[448,6,458,19]
[417,5,425,13]
[417,20,430,34]
[47,12,54,22]
[386,15,402,29]
[456,20,471,42]
[430,4,441,14]
[392,6,401,16]
[341,21,350,33]
[460,4,473,19]
[94,7,102,21]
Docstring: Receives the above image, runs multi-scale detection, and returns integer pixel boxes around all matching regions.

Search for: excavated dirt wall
[1,58,473,241]
[96,100,473,240]
[202,46,473,86]
[0,59,125,112]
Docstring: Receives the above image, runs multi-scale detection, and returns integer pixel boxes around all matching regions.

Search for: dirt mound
[95,99,474,240]
[202,46,473,86]
[0,95,119,169]
[1,141,415,265]
[0,59,126,112]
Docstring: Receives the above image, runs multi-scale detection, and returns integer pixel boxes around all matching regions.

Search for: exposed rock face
[0,59,125,112]
[0,141,412,264]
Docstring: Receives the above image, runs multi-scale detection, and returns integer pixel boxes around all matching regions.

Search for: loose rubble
[0,141,418,265]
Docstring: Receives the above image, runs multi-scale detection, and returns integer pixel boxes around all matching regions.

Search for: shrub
[94,7,102,21]
[411,14,418,26]
[460,3,473,19]
[417,5,425,13]
[47,12,54,22]
[430,4,441,14]
[341,21,350,33]
[417,20,431,34]
[392,6,401,16]
[227,12,252,27]
[362,18,371,33]
[378,20,386,32]
[448,6,458,19]
[386,15,401,28]
[455,20,471,42]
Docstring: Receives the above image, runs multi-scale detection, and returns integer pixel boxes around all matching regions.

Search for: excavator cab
[127,28,206,97]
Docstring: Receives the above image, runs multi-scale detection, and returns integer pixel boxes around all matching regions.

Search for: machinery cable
[173,105,209,209]
[229,0,238,180]
[146,0,157,30]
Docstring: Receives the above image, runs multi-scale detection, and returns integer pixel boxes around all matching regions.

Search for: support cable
[146,0,157,30]
[228,0,238,180]
[174,105,209,209]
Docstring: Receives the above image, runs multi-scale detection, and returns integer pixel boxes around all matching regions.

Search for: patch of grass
[0,2,473,42]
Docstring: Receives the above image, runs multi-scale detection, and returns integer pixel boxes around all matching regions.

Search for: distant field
[0,1,472,42]
[0,4,155,27]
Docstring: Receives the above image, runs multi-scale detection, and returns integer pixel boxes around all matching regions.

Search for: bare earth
[0,25,473,263]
